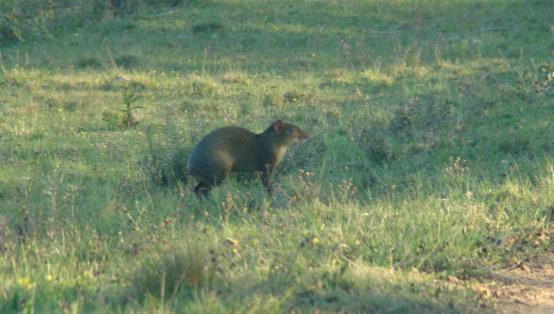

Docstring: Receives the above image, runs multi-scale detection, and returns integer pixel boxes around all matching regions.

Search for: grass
[0,0,553,312]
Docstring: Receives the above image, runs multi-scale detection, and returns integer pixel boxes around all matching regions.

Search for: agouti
[187,120,308,197]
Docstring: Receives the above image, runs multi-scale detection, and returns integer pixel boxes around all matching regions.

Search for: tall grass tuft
[126,241,217,301]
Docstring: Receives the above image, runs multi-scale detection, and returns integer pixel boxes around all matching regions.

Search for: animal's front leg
[260,163,273,194]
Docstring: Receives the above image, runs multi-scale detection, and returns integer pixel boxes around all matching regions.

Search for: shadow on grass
[1,0,550,74]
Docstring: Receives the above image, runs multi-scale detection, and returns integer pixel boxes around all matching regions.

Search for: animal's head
[267,119,309,146]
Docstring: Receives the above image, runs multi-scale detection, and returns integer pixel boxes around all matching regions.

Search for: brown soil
[476,253,554,314]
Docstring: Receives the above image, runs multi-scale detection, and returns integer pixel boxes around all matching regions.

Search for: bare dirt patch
[476,253,554,314]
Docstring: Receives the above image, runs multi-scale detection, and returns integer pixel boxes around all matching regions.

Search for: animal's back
[187,126,258,183]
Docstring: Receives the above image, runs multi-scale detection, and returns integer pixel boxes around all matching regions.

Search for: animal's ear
[273,120,284,132]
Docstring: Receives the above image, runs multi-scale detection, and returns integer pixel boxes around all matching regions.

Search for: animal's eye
[287,128,294,134]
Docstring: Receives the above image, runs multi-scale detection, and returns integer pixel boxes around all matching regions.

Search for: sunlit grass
[0,0,552,312]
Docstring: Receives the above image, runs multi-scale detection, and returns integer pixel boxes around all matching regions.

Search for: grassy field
[0,0,552,312]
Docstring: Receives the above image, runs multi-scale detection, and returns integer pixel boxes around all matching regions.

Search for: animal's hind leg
[192,165,229,198]
[194,181,212,198]
[193,174,226,198]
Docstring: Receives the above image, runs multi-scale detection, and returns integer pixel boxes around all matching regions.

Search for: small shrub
[189,76,218,96]
[102,93,143,128]
[127,242,216,300]
[119,93,143,127]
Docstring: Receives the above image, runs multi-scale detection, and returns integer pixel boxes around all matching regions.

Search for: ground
[483,252,554,314]
[0,0,552,312]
